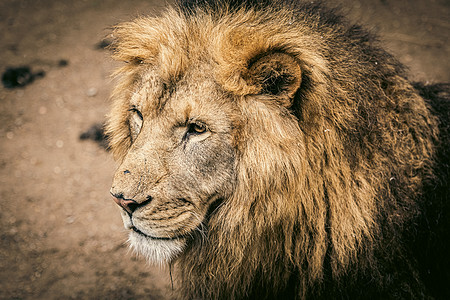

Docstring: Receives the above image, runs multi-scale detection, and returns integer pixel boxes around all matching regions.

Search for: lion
[106,0,449,298]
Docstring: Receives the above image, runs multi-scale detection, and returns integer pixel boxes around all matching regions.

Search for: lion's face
[110,67,237,263]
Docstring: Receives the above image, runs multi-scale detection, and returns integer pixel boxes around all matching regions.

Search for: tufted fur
[106,0,449,298]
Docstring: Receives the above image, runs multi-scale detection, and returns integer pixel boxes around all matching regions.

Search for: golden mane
[107,1,445,298]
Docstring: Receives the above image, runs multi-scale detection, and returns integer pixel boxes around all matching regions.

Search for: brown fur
[106,0,449,298]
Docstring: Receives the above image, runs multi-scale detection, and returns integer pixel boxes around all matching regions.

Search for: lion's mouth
[124,196,224,242]
[130,225,186,241]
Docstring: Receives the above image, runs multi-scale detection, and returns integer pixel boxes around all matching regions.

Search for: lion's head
[106,1,437,298]
[109,61,238,262]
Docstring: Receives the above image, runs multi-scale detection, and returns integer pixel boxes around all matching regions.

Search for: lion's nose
[112,194,139,214]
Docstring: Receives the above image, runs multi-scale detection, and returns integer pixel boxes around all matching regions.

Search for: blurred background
[0,0,448,299]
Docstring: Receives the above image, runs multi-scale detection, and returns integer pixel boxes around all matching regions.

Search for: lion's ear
[246,52,302,99]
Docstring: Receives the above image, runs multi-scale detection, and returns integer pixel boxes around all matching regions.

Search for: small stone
[39,106,47,115]
[56,140,64,148]
[87,87,98,97]
[2,66,32,88]
[58,59,69,67]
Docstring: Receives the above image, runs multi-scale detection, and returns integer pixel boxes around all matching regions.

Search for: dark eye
[129,57,145,65]
[187,123,207,135]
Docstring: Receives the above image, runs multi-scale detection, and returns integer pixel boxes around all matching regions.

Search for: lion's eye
[128,106,143,121]
[128,106,143,139]
[187,123,207,135]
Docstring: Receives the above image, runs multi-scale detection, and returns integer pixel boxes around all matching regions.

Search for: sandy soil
[0,0,448,299]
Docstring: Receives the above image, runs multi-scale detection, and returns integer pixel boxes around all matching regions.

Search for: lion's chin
[128,230,186,265]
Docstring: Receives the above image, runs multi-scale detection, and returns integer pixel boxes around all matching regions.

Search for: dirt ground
[0,0,448,299]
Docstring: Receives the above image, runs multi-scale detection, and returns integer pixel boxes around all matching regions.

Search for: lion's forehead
[132,64,237,130]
